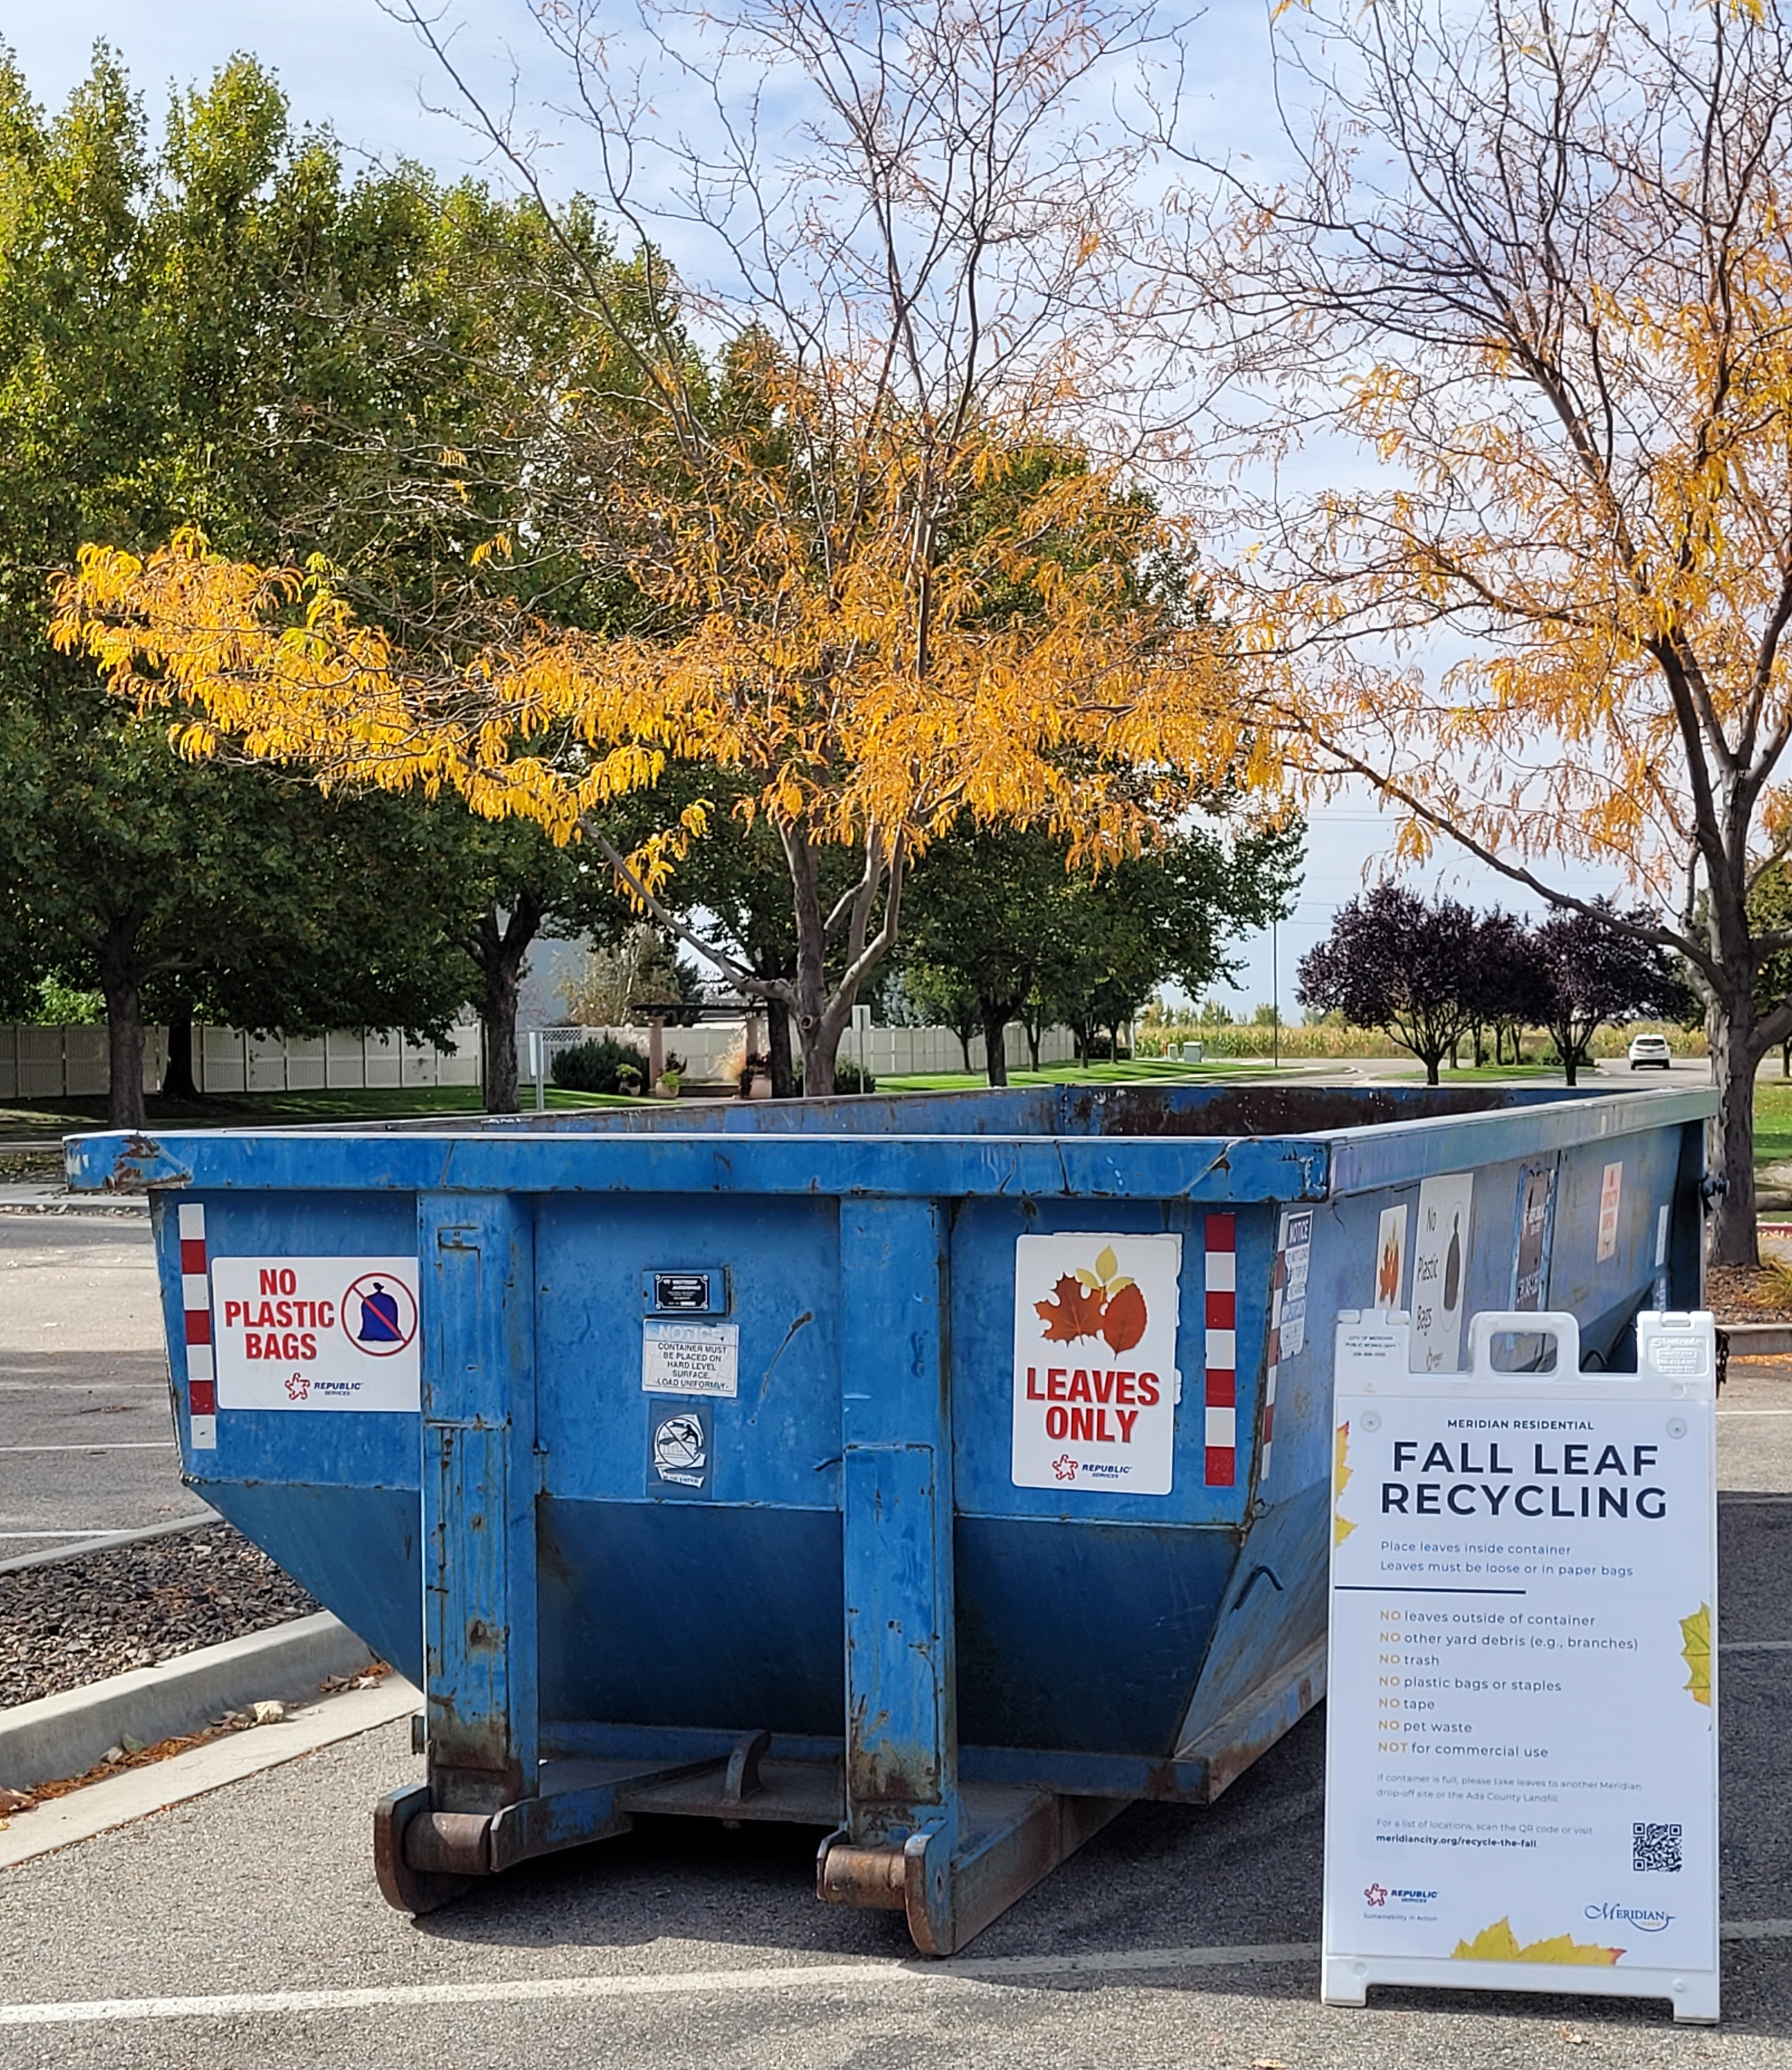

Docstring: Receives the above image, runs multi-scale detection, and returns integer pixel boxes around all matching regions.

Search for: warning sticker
[647,1401,713,1497]
[1011,1233,1182,1495]
[210,1257,420,1412]
[642,1319,739,1397]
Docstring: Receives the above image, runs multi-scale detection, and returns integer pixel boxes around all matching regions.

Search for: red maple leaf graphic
[1035,1273,1105,1343]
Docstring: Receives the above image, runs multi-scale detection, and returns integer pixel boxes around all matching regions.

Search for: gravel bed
[0,1522,320,1710]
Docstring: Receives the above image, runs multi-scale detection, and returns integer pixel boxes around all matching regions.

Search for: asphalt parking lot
[0,1362,1787,2068]
[0,1215,197,1562]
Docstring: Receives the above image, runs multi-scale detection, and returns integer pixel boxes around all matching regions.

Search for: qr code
[1633,1822,1684,1874]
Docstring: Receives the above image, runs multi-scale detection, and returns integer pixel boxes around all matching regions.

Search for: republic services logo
[1364,1883,1388,1907]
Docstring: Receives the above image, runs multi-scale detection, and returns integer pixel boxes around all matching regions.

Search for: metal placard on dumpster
[1322,1308,1719,2024]
[210,1256,421,1412]
[1011,1233,1181,1494]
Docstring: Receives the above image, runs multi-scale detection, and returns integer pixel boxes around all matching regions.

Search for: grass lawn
[0,1083,635,1143]
[1754,1077,1792,1174]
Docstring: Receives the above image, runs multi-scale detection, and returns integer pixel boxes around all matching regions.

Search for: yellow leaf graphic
[1107,1275,1136,1293]
[1452,1918,1623,1966]
[1075,1269,1102,1291]
[1680,1603,1711,1706]
[1095,1245,1119,1285]
[1333,1422,1356,1546]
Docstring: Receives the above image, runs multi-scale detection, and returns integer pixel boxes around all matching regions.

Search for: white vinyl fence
[1,1011,1076,1104]
[526,1018,1080,1085]
[0,1020,481,1100]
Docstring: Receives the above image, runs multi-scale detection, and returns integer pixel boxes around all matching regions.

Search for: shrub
[551,1034,652,1095]
[792,1055,879,1094]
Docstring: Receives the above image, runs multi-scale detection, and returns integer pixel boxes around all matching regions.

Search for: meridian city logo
[1586,1901,1674,1932]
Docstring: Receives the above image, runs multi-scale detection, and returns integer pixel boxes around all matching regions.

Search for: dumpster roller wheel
[373,1784,477,1917]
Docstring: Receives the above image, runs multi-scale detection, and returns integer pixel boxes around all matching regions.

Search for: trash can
[68,1077,1716,1951]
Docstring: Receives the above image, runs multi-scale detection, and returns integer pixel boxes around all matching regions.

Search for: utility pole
[1272,916,1280,1071]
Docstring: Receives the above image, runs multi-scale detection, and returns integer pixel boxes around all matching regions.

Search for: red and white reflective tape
[178,1203,216,1451]
[1203,1214,1236,1487]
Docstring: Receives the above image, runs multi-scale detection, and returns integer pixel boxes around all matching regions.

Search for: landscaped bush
[551,1034,652,1094]
[793,1055,878,1094]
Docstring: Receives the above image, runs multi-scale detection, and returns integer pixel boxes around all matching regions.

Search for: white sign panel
[642,1320,740,1397]
[1011,1233,1182,1495]
[1276,1211,1312,1360]
[1411,1174,1474,1371]
[1323,1309,1719,2024]
[211,1256,420,1412]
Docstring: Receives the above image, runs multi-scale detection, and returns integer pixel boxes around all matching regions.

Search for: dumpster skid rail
[69,1077,1715,1954]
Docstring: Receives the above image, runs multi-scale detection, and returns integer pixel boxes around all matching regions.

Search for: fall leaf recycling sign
[1322,1307,1719,2024]
[1011,1233,1180,1494]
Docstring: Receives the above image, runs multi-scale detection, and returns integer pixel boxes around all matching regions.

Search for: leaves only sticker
[1011,1233,1182,1494]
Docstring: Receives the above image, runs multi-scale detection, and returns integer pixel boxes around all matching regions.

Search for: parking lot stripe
[2,1927,1788,2026]
[0,1442,174,1452]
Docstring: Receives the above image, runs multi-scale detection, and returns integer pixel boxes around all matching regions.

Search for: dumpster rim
[62,1083,1713,1204]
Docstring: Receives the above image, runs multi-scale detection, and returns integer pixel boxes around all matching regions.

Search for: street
[0,1215,195,1562]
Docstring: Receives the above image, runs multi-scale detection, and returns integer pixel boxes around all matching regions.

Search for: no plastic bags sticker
[210,1255,421,1412]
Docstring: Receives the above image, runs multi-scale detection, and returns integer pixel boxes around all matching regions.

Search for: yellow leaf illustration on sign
[1452,1919,1623,1965]
[1680,1603,1711,1706]
[1333,1423,1356,1545]
[1094,1245,1119,1285]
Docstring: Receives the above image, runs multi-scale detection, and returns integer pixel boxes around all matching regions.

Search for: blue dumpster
[69,1077,1716,1950]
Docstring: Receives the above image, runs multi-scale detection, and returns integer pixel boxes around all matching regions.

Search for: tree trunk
[95,920,148,1130]
[1709,1003,1763,1267]
[481,951,523,1114]
[1024,1016,1043,1070]
[471,893,544,1116]
[161,993,200,1102]
[1551,1024,1578,1088]
[766,998,796,1098]
[980,1002,1011,1088]
[1494,1023,1505,1066]
[956,1026,975,1072]
[1472,1022,1486,1067]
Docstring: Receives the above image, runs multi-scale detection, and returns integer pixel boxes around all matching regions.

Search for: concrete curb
[0,1612,379,1793]
[0,1676,419,1872]
[0,1512,220,1578]
[1724,1323,1792,1358]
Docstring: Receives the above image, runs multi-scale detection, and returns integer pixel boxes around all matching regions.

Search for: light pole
[1272,916,1280,1071]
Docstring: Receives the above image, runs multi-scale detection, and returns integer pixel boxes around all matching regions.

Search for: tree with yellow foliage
[52,0,1257,1095]
[1180,0,1792,1262]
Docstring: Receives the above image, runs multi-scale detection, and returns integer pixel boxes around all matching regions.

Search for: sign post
[1322,1307,1719,2025]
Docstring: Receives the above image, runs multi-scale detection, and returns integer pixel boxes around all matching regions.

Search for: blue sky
[11,5,1633,1011]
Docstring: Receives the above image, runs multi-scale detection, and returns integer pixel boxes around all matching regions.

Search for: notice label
[210,1256,420,1412]
[1277,1211,1312,1360]
[642,1319,739,1397]
[1324,1311,1719,2020]
[1011,1233,1181,1495]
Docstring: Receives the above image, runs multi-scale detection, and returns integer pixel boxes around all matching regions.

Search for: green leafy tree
[0,47,644,1121]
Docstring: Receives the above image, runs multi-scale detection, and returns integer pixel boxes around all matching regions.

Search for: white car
[1628,1033,1673,1070]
